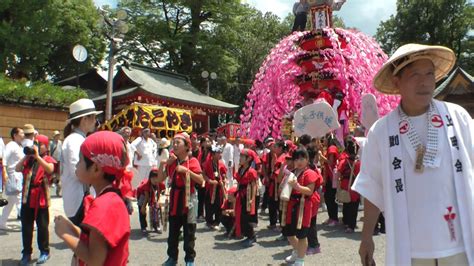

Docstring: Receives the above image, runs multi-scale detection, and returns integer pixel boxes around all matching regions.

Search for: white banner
[293,99,340,138]
[361,93,380,130]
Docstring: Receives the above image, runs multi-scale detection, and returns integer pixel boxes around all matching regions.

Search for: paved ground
[0,193,386,265]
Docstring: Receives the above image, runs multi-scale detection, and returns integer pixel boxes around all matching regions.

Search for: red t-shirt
[286,168,319,227]
[203,159,227,189]
[337,158,360,202]
[234,167,258,186]
[323,145,339,179]
[80,192,130,266]
[22,155,56,209]
[136,179,165,202]
[167,157,202,193]
[310,168,323,217]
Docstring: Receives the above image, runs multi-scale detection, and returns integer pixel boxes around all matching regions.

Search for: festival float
[217,122,241,140]
[240,0,400,141]
[102,102,193,138]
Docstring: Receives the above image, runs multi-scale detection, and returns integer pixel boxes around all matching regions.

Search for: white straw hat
[373,43,456,94]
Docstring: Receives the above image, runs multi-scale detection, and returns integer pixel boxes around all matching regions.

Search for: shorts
[282,223,309,239]
[282,203,309,239]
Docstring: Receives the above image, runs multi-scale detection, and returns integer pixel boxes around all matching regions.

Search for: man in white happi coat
[132,128,157,184]
[353,44,473,266]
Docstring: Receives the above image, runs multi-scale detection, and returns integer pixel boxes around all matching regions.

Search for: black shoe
[0,198,7,207]
[242,236,256,248]
[373,227,380,236]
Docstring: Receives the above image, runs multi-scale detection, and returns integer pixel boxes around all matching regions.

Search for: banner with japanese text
[102,103,192,134]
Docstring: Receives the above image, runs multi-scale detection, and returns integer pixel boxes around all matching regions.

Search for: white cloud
[245,0,291,18]
[246,0,396,36]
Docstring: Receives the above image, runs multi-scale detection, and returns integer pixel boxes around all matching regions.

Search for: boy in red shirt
[54,131,130,266]
[137,168,166,234]
[157,133,204,266]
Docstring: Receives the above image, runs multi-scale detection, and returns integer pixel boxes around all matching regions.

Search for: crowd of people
[0,43,473,266]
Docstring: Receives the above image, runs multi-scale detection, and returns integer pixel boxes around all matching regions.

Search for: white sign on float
[361,93,380,130]
[293,99,340,138]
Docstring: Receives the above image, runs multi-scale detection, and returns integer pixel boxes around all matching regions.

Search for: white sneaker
[294,258,305,266]
[285,251,297,263]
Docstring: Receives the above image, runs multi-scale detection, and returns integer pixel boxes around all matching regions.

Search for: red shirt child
[337,157,361,202]
[54,131,131,266]
[285,168,319,228]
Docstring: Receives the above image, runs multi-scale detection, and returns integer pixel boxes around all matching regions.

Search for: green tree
[0,0,106,81]
[119,0,241,74]
[213,6,291,107]
[118,1,291,109]
[375,0,473,73]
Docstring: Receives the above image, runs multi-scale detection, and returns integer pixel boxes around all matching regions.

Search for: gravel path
[0,196,386,265]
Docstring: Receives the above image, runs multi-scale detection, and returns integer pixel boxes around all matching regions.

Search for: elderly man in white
[353,44,473,266]
[132,128,157,184]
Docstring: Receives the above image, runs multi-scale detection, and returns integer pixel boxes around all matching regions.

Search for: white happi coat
[353,100,474,265]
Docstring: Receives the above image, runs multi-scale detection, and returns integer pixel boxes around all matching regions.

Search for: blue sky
[93,0,396,36]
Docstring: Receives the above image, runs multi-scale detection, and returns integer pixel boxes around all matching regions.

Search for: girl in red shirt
[203,145,227,229]
[54,131,130,266]
[268,140,288,229]
[283,148,319,266]
[337,137,360,233]
[157,133,204,266]
[322,134,340,226]
[234,148,259,247]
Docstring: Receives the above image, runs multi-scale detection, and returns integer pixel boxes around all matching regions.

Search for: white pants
[136,165,152,186]
[412,252,469,266]
[0,193,21,226]
[226,166,234,189]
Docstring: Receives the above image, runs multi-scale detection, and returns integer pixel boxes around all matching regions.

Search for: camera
[23,146,36,156]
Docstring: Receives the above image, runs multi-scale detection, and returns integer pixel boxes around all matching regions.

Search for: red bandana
[80,131,128,176]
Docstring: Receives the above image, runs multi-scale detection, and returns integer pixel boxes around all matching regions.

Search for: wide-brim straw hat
[68,98,103,122]
[373,43,456,94]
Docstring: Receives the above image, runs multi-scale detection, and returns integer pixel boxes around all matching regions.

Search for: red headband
[80,131,128,176]
[174,132,191,148]
[240,148,260,164]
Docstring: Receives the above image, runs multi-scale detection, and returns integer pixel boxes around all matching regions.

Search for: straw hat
[159,138,171,148]
[23,124,35,134]
[53,130,60,136]
[68,99,103,122]
[373,43,456,94]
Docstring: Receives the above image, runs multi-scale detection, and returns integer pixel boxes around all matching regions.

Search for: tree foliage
[118,0,292,112]
[375,0,474,73]
[0,0,106,81]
